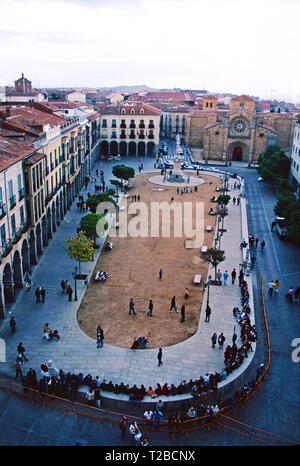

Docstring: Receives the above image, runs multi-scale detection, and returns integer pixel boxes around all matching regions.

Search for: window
[112,119,116,128]
[11,214,16,236]
[102,119,107,128]
[131,109,135,114]
[8,180,13,199]
[20,205,25,226]
[140,108,144,114]
[0,225,6,249]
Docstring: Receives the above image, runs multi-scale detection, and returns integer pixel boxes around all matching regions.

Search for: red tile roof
[0,136,35,171]
[100,102,160,116]
[231,95,255,102]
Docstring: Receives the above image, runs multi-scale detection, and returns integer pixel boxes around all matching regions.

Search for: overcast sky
[1,0,300,101]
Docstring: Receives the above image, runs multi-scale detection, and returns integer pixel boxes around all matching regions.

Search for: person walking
[97,327,104,348]
[231,268,236,285]
[15,360,23,379]
[233,196,236,205]
[184,288,189,299]
[147,300,153,317]
[255,237,259,247]
[238,269,244,287]
[157,348,163,366]
[180,305,185,323]
[119,416,128,438]
[261,240,265,250]
[158,269,163,280]
[43,323,50,340]
[10,316,16,334]
[218,333,225,349]
[61,280,66,294]
[223,270,229,286]
[35,288,40,304]
[67,285,73,302]
[129,298,136,315]
[211,332,217,348]
[274,279,280,294]
[40,287,46,303]
[267,280,275,297]
[216,269,222,286]
[205,305,211,322]
[169,296,178,312]
[237,197,240,206]
[17,342,28,362]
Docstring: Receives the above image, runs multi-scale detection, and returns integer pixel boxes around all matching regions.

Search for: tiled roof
[203,122,222,130]
[5,106,67,129]
[100,102,160,116]
[0,136,35,171]
[257,124,277,133]
[231,95,255,102]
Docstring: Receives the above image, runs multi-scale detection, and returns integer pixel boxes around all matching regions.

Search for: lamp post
[72,266,78,301]
[204,275,212,310]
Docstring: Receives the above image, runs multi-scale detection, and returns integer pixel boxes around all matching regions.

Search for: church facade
[185,95,296,162]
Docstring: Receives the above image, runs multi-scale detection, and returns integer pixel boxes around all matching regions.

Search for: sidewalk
[0,171,254,393]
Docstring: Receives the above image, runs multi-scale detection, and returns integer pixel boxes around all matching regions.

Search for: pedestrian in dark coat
[61,280,66,294]
[180,305,185,322]
[169,296,178,313]
[231,268,236,284]
[129,298,136,315]
[15,361,23,379]
[40,287,46,303]
[211,333,217,348]
[10,316,16,333]
[157,348,163,366]
[218,333,225,349]
[147,300,153,317]
[205,305,211,322]
[35,288,40,303]
[17,342,28,362]
[67,286,73,301]
[158,269,163,280]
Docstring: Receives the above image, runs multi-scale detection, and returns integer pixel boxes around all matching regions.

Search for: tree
[217,195,230,231]
[65,231,94,274]
[80,213,108,245]
[257,144,290,185]
[86,193,118,213]
[201,248,225,281]
[288,209,300,245]
[112,165,135,189]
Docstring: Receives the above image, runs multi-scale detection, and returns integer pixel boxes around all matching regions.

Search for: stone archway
[36,223,43,256]
[138,142,146,157]
[47,208,53,239]
[128,142,136,156]
[101,141,109,156]
[110,141,118,156]
[232,146,243,161]
[41,216,48,248]
[29,230,37,269]
[119,141,127,156]
[147,142,155,157]
[52,202,56,233]
[3,263,14,305]
[21,239,30,274]
[12,250,23,290]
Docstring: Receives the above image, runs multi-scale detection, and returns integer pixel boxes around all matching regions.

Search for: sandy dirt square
[78,173,222,348]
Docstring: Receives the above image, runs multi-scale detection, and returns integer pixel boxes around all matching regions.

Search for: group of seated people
[240,279,250,305]
[95,270,108,282]
[131,336,148,349]
[210,196,217,202]
[208,208,216,215]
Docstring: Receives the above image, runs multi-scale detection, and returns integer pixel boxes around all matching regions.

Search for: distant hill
[99,85,159,93]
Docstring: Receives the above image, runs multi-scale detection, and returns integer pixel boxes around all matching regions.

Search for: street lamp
[72,266,78,301]
[204,275,212,311]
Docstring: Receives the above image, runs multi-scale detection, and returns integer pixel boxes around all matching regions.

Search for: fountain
[168,134,185,183]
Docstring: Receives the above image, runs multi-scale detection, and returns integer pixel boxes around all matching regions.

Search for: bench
[114,222,120,229]
[119,206,125,211]
[201,245,208,253]
[194,274,202,285]
[206,225,212,232]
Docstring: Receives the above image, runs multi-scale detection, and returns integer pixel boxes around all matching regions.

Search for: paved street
[0,150,299,446]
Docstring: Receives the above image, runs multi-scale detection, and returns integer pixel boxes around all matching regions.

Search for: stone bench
[194,274,202,285]
[201,246,208,253]
[184,239,195,249]
[206,225,212,232]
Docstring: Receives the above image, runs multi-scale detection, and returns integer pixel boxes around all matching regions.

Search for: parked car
[258,177,264,182]
[231,172,237,178]
[275,217,290,240]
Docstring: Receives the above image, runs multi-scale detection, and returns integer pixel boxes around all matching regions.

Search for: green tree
[80,213,108,245]
[86,193,118,213]
[112,165,135,189]
[65,231,94,274]
[288,209,300,245]
[217,194,231,206]
[201,248,225,281]
[257,144,290,185]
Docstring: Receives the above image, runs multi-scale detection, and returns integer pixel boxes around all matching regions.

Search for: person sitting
[162,383,170,396]
[208,207,215,215]
[105,242,112,252]
[95,270,108,281]
[131,338,139,349]
[155,383,162,396]
[240,239,247,249]
[139,336,148,348]
[285,287,294,302]
[186,406,196,418]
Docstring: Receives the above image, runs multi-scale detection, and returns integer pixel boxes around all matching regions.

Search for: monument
[168,134,185,183]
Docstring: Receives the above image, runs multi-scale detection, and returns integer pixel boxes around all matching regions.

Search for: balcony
[18,187,25,201]
[129,134,136,139]
[139,124,145,128]
[120,134,126,139]
[120,123,126,128]
[148,134,154,139]
[9,195,16,210]
[21,220,30,233]
[45,166,49,176]
[0,203,7,219]
[2,239,12,258]
[12,227,23,245]
[148,124,155,129]
[130,124,136,129]
[45,192,53,205]
[138,134,145,139]
[51,162,54,171]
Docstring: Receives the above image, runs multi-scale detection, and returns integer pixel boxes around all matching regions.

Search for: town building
[290,119,300,198]
[98,102,160,157]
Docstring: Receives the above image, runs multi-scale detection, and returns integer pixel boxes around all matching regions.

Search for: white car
[258,177,264,182]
